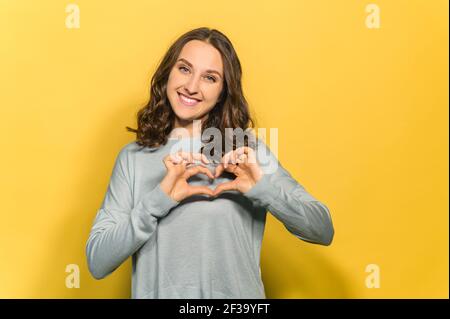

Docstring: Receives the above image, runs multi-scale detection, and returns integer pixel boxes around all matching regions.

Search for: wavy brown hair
[126,27,257,158]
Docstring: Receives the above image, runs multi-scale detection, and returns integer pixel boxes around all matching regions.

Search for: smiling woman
[85,27,334,299]
[168,41,224,126]
[125,27,253,155]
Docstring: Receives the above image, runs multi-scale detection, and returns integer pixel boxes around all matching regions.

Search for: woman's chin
[173,112,198,124]
[173,108,205,120]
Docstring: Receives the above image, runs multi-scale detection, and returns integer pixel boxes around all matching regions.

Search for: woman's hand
[212,146,264,196]
[160,151,215,202]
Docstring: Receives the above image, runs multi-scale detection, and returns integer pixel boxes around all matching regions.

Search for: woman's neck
[171,117,204,138]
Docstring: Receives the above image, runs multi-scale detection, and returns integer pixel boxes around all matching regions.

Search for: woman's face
[166,40,224,127]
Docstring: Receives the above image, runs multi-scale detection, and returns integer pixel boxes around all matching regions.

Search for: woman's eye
[179,66,189,73]
[178,66,216,83]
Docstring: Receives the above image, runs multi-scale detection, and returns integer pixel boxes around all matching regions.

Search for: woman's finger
[178,151,210,165]
[221,147,253,168]
[169,152,184,164]
[236,153,247,164]
[200,153,211,165]
[164,153,183,168]
[183,165,215,180]
[226,163,241,176]
[216,163,241,177]
[178,151,194,164]
[236,146,257,163]
[186,185,214,197]
[222,150,233,169]
[214,164,225,178]
[212,180,237,196]
[230,151,238,165]
[191,152,210,165]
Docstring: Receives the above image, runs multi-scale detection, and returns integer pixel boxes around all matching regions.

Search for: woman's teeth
[178,93,200,106]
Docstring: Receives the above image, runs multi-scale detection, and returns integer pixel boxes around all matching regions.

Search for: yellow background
[0,0,448,298]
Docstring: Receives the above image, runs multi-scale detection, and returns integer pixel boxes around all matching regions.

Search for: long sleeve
[86,146,179,279]
[243,139,334,246]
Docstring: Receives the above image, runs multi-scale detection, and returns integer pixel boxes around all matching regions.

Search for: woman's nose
[184,74,201,93]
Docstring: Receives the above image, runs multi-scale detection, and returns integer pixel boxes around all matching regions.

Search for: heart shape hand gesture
[160,151,215,202]
[160,147,263,202]
[212,146,263,196]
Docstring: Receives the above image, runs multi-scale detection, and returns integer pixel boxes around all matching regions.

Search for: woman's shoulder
[121,140,144,152]
[120,140,167,154]
[115,141,141,157]
[113,140,168,171]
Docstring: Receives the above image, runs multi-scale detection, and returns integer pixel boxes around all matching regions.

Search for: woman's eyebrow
[177,58,222,78]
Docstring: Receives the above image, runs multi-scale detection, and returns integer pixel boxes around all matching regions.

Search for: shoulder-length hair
[126,27,257,157]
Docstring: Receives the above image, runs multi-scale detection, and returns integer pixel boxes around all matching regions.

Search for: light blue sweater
[86,135,334,298]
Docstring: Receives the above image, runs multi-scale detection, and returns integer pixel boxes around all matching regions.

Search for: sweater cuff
[141,183,179,218]
[243,172,279,208]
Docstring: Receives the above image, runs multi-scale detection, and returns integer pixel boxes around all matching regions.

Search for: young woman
[86,27,334,299]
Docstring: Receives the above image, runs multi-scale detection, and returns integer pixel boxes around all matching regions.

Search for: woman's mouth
[177,92,201,107]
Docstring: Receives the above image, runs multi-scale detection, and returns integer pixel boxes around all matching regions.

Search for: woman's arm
[85,145,178,279]
[243,139,334,246]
